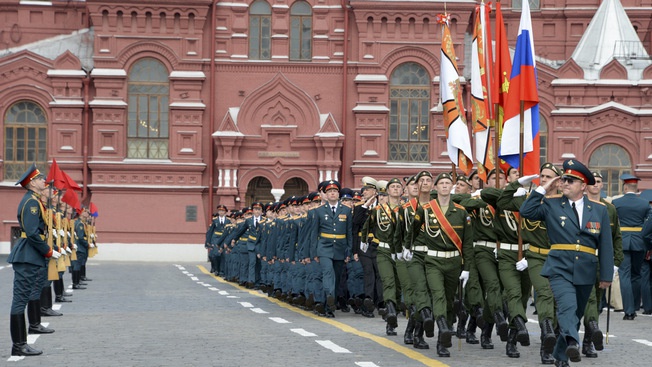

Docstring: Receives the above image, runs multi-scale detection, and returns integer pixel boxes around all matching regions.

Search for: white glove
[391,253,396,261]
[514,187,528,197]
[59,229,65,237]
[66,247,72,254]
[614,266,619,280]
[90,243,96,248]
[471,189,482,198]
[90,233,95,239]
[459,270,470,288]
[360,242,369,253]
[73,243,78,250]
[51,250,62,259]
[494,248,498,259]
[451,186,456,194]
[396,252,404,261]
[516,258,529,271]
[66,231,71,237]
[518,174,539,186]
[402,247,413,261]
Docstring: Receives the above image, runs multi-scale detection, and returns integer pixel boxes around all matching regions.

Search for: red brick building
[1,0,651,251]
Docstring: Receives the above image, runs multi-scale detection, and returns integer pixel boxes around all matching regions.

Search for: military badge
[30,207,38,215]
[586,221,601,234]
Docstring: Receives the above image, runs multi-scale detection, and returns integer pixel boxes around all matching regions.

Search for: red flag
[46,159,66,190]
[61,189,81,213]
[63,171,82,191]
[471,3,495,182]
[90,202,99,217]
[492,2,513,175]
[439,15,474,175]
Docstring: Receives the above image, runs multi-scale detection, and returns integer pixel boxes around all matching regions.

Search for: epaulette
[354,201,365,207]
[589,198,606,206]
[547,194,563,199]
[454,203,465,210]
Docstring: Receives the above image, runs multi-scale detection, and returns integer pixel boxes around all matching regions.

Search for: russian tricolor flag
[499,0,540,176]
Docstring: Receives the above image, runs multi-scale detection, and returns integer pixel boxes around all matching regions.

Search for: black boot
[456,314,468,339]
[481,322,494,349]
[404,309,415,345]
[514,315,530,346]
[466,316,479,344]
[386,322,397,336]
[81,265,92,281]
[540,343,555,364]
[541,318,556,355]
[587,320,603,351]
[473,306,486,329]
[28,300,54,334]
[582,333,598,358]
[40,287,62,317]
[11,314,42,356]
[72,271,86,289]
[506,329,520,358]
[386,301,398,328]
[413,321,429,349]
[436,339,450,357]
[54,278,71,303]
[494,310,508,342]
[420,308,434,338]
[436,316,452,348]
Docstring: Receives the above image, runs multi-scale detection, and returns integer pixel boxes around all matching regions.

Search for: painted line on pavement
[291,328,317,337]
[187,273,194,277]
[208,287,219,291]
[219,291,229,295]
[27,335,39,344]
[190,277,199,281]
[634,339,652,346]
[269,317,290,324]
[197,264,450,367]
[356,363,380,367]
[251,308,268,314]
[238,302,254,308]
[8,356,25,361]
[227,296,240,299]
[201,283,211,287]
[52,304,62,311]
[316,340,351,353]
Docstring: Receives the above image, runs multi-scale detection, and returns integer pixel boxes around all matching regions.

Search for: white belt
[413,245,428,252]
[474,240,496,249]
[378,242,391,249]
[499,243,529,251]
[426,250,460,259]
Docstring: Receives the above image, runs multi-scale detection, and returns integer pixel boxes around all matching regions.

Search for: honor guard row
[205,159,650,365]
[8,163,98,357]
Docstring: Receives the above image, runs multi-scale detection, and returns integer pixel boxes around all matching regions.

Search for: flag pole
[517,101,525,260]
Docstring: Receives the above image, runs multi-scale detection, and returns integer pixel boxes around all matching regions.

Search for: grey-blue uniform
[73,214,89,289]
[206,206,231,275]
[308,180,353,315]
[612,173,652,319]
[520,159,614,364]
[8,164,52,356]
[226,204,263,287]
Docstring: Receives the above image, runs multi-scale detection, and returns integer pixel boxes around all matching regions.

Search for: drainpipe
[207,0,218,225]
[340,0,349,185]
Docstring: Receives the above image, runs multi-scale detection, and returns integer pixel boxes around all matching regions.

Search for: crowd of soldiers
[8,163,97,357]
[205,159,651,366]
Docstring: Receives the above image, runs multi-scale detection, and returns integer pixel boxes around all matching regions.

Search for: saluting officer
[8,164,59,356]
[520,159,614,367]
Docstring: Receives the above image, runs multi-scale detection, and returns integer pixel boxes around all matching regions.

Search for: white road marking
[291,328,317,337]
[251,308,268,314]
[634,339,652,346]
[187,274,194,277]
[227,296,240,299]
[315,340,351,353]
[182,271,189,274]
[238,302,254,308]
[208,287,219,291]
[7,356,25,361]
[52,304,62,311]
[178,267,186,270]
[0,266,5,270]
[190,277,199,281]
[356,363,380,367]
[201,283,211,287]
[219,291,229,295]
[27,335,39,344]
[42,323,49,327]
[269,317,290,323]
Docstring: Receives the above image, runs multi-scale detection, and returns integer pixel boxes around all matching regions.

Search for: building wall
[1,0,651,248]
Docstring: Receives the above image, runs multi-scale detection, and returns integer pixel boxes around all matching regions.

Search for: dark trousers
[549,275,592,362]
[360,254,383,305]
[11,263,43,314]
[620,250,645,314]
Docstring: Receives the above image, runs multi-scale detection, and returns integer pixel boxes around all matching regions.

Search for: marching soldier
[206,205,230,276]
[520,159,614,367]
[353,177,380,317]
[8,164,59,356]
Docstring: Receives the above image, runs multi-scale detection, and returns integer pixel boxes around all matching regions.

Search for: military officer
[353,177,380,317]
[612,173,651,320]
[309,180,353,317]
[206,204,230,275]
[520,159,614,367]
[405,172,473,358]
[8,164,59,356]
[73,207,90,290]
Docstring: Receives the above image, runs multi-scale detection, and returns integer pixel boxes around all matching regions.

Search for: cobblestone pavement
[1,257,651,367]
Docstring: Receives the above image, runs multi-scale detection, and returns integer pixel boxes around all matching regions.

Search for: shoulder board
[354,202,364,207]
[547,194,563,199]
[454,203,465,210]
[589,198,605,206]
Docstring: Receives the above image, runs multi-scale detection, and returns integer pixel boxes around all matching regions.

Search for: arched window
[512,0,540,10]
[3,101,47,181]
[539,115,548,166]
[290,1,312,61]
[127,58,169,159]
[389,62,430,162]
[589,143,631,196]
[249,0,271,60]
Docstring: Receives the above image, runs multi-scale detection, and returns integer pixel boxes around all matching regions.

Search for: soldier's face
[455,181,471,194]
[406,182,419,197]
[378,195,389,204]
[436,179,453,196]
[508,169,520,182]
[487,173,506,188]
[562,177,586,200]
[362,188,376,200]
[471,175,481,190]
[388,183,402,198]
[253,207,262,217]
[417,176,433,193]
[217,209,226,217]
[326,188,340,202]
[587,177,603,196]
[540,169,559,189]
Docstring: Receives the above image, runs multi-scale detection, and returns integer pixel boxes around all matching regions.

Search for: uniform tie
[572,202,580,225]
[332,206,336,215]
[254,218,257,228]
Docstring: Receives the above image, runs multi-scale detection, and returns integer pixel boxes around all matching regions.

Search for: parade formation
[8,163,98,357]
[205,159,650,367]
